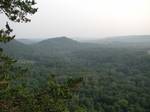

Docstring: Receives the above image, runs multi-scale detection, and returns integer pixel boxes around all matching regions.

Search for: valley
[1,35,150,112]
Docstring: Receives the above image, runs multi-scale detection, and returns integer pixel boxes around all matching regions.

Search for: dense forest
[1,36,150,112]
[0,1,150,111]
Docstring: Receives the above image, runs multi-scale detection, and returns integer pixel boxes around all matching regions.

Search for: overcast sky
[1,0,150,40]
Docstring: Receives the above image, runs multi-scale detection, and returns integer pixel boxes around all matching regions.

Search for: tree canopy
[0,1,83,112]
[0,0,37,42]
[0,0,37,91]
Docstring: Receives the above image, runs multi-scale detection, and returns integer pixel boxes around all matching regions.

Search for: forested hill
[0,39,32,58]
[1,35,150,73]
[0,36,98,58]
[2,35,150,55]
[1,36,150,112]
[92,35,150,47]
[32,36,83,53]
[1,36,150,62]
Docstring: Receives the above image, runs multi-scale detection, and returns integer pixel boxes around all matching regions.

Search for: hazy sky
[1,0,150,40]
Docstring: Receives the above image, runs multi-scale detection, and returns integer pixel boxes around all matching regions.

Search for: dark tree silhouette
[0,0,37,111]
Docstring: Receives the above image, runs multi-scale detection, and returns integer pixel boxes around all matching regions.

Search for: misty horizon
[15,35,150,42]
[0,0,150,40]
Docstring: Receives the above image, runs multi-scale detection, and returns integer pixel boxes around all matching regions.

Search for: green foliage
[3,38,150,112]
[0,0,37,84]
[0,0,37,43]
[1,36,150,111]
[0,0,37,22]
[0,75,74,112]
[1,1,150,111]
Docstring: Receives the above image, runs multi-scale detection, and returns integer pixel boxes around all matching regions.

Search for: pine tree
[0,0,37,111]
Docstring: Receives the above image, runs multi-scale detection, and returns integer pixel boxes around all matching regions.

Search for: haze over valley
[1,0,150,112]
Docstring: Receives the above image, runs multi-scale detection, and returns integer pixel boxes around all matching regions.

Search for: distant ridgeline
[1,35,150,61]
[1,35,150,73]
[1,35,150,112]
